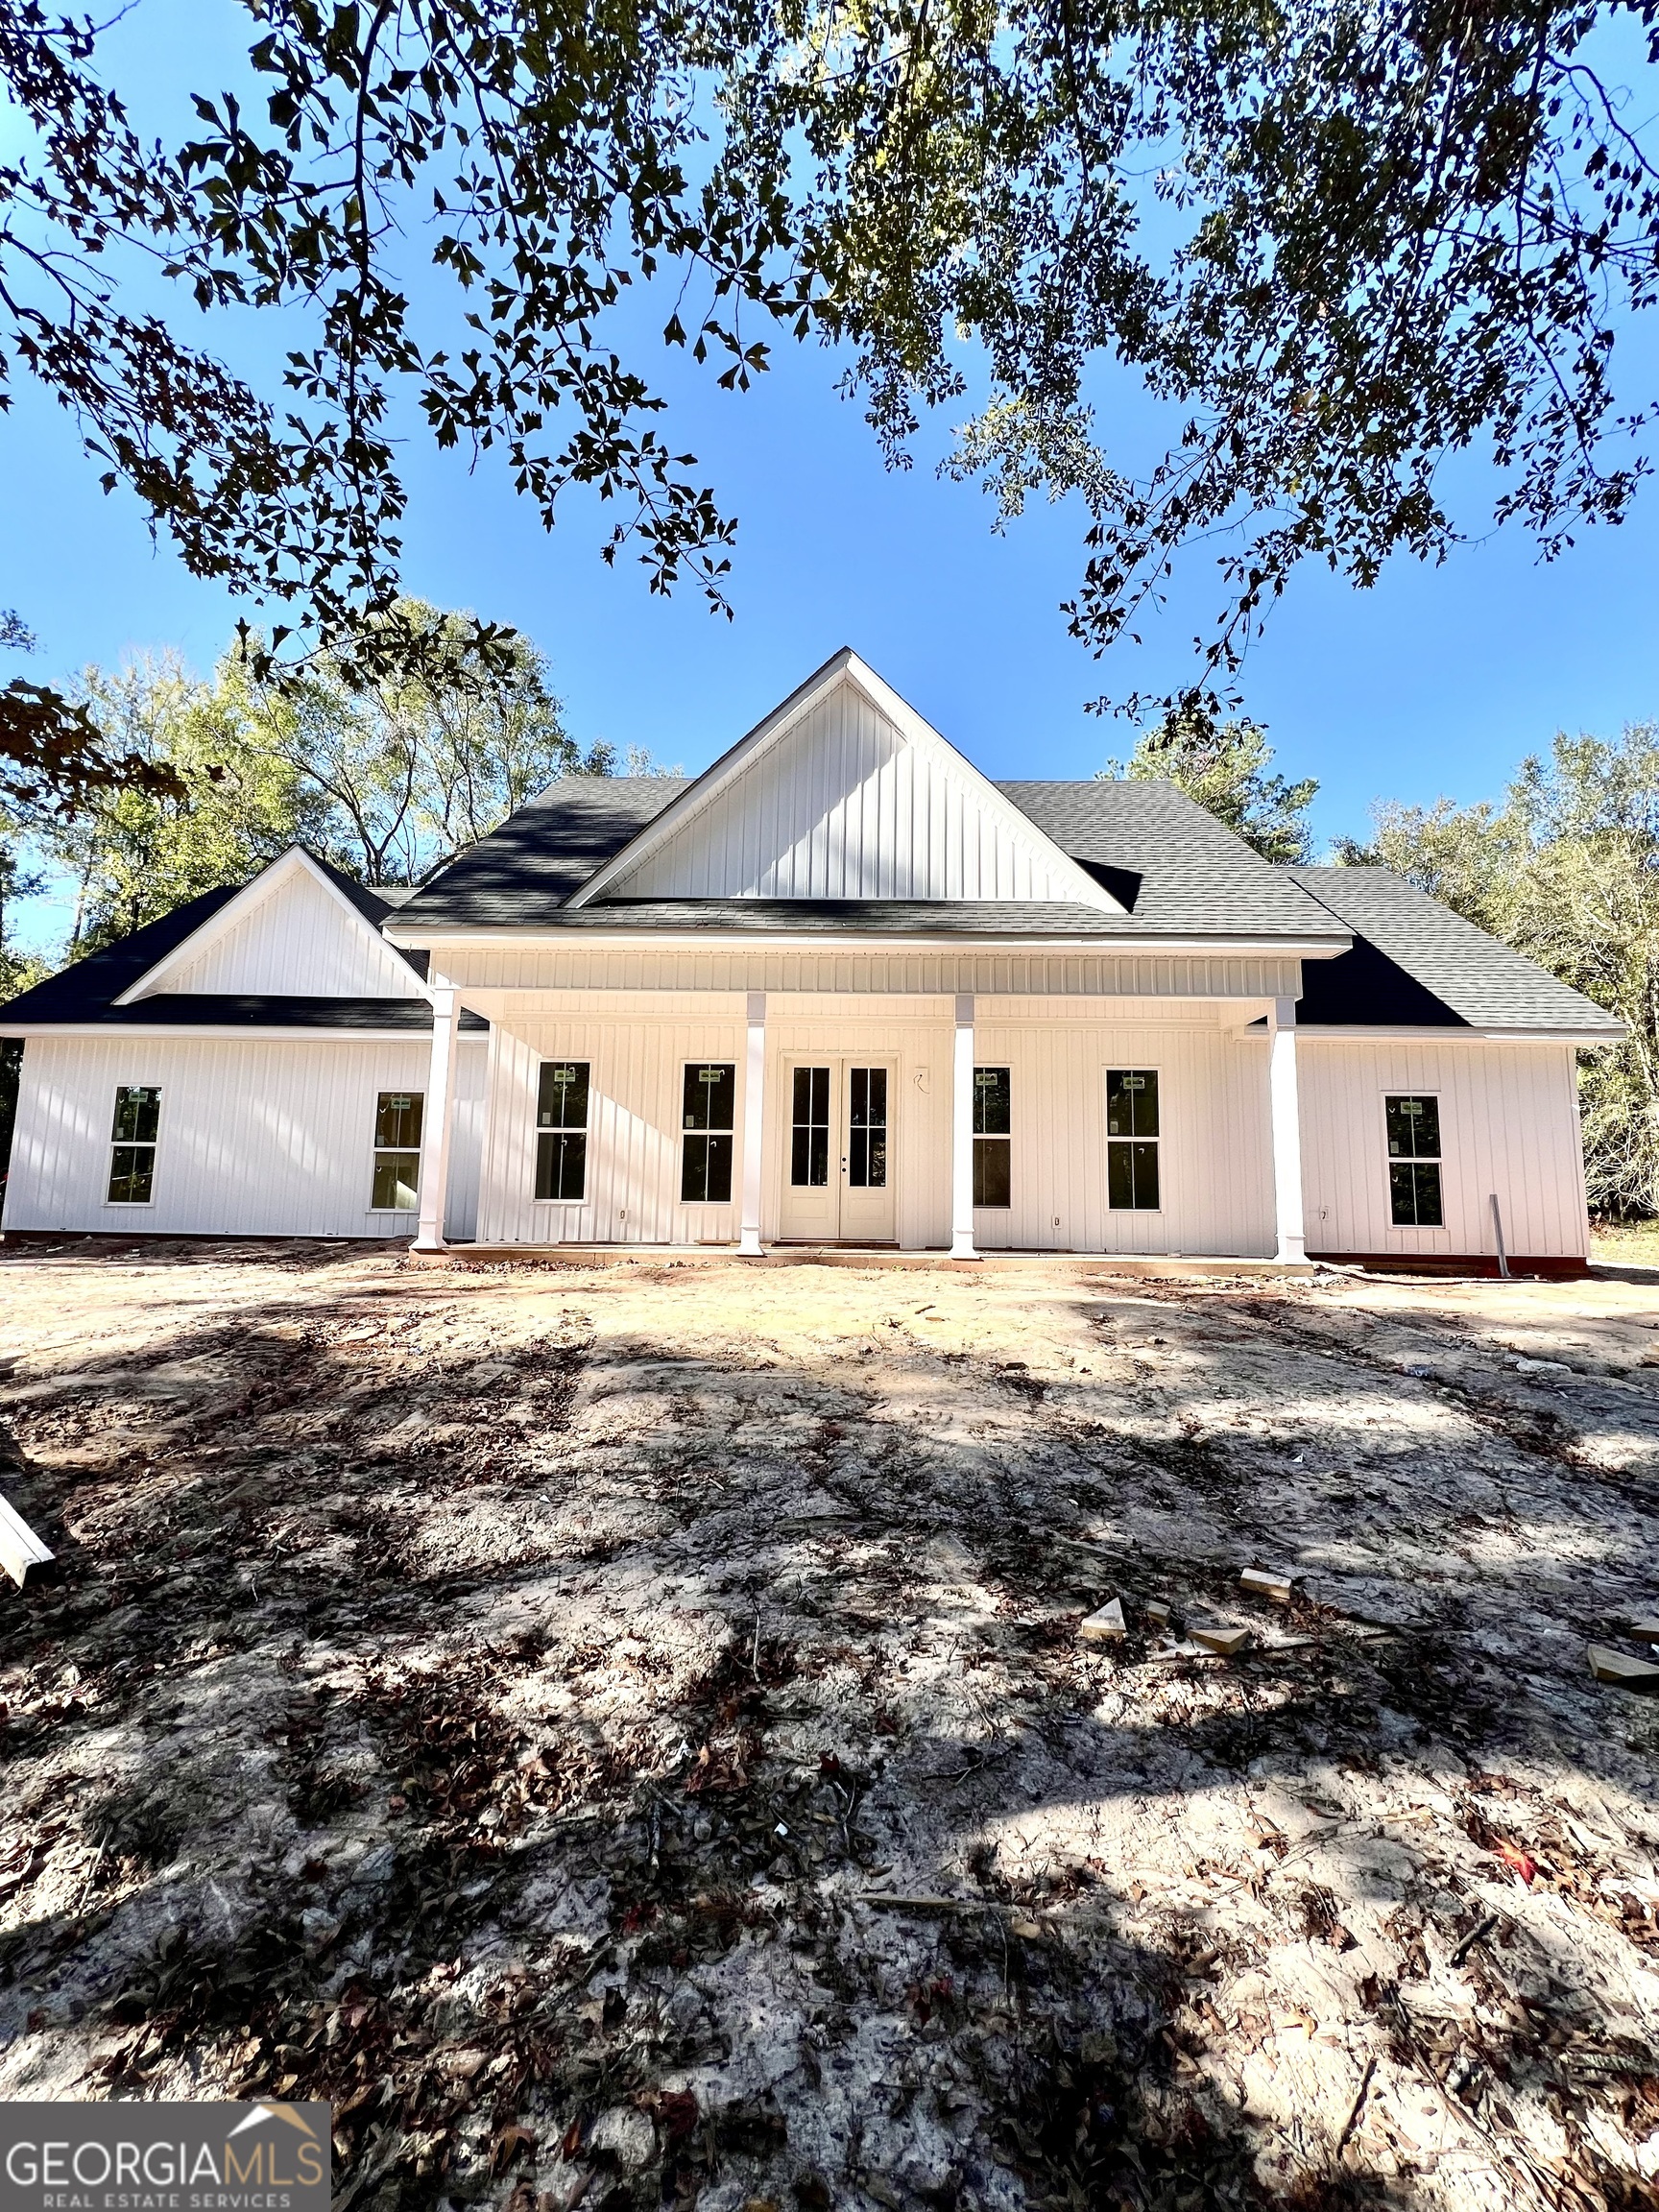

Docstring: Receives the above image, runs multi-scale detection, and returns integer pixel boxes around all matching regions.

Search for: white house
[0,651,1623,1269]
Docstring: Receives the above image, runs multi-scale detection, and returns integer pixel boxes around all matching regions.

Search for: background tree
[26,605,622,958]
[4,0,1659,792]
[1341,726,1659,1217]
[1101,705,1319,864]
[244,602,615,887]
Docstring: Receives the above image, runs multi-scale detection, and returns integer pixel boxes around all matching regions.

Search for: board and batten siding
[1297,1037,1588,1259]
[477,1009,746,1246]
[150,867,426,1000]
[472,997,1278,1254]
[608,684,1105,905]
[5,1033,485,1240]
[968,1011,1276,1256]
[439,945,1305,1002]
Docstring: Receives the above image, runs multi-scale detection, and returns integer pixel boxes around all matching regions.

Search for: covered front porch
[410,963,1311,1262]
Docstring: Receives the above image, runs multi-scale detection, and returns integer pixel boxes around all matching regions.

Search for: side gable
[572,651,1124,911]
[117,849,427,1004]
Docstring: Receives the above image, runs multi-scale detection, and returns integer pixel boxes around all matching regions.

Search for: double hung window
[1106,1070,1161,1211]
[108,1086,161,1204]
[536,1061,589,1202]
[371,1092,423,1211]
[682,1063,735,1203]
[972,1067,1011,1209]
[1385,1094,1443,1225]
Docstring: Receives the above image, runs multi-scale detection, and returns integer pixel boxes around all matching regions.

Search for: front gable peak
[567,651,1124,912]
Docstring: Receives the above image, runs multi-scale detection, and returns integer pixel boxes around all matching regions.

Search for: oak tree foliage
[3,0,1658,799]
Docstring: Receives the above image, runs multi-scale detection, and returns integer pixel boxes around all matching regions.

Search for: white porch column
[739,990,766,1256]
[413,986,461,1252]
[1267,995,1307,1263]
[950,992,977,1260]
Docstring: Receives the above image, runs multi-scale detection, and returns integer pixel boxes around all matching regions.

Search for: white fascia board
[1297,1022,1626,1046]
[560,648,1127,916]
[112,847,426,1005]
[389,926,1351,960]
[0,1022,488,1043]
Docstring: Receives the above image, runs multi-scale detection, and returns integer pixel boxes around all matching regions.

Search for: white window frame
[368,1090,424,1214]
[1104,1065,1164,1214]
[534,1058,591,1208]
[1381,1087,1447,1233]
[106,1084,162,1208]
[680,1060,737,1206]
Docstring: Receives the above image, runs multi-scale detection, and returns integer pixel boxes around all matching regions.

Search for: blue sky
[5,7,1657,952]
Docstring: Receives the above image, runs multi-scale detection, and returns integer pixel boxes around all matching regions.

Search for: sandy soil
[2,1243,1658,2212]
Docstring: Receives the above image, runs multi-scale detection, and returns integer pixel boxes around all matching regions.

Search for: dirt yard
[3,1244,1658,2212]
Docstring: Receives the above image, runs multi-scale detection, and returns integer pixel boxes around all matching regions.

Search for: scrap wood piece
[0,1493,53,1588]
[1240,1566,1297,1603]
[1588,1644,1659,1690]
[1190,1623,1252,1657]
[1077,1597,1126,1643]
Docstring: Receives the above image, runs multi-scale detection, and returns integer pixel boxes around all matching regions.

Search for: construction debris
[1239,1565,1296,1602]
[1189,1622,1252,1657]
[1144,1597,1173,1625]
[3,1239,1658,2212]
[1077,1596,1126,1642]
[1587,1643,1659,1689]
[0,1493,53,1588]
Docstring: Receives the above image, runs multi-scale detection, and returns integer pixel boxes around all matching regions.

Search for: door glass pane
[374,1091,424,1149]
[538,1062,589,1132]
[848,1067,888,1189]
[108,1145,155,1204]
[111,1086,161,1144]
[791,1067,830,1187]
[973,1135,1011,1208]
[371,1151,421,1211]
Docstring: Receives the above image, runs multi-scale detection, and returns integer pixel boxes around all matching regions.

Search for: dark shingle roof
[484,899,1171,937]
[394,773,1348,944]
[1289,867,1623,1035]
[0,885,243,1024]
[998,781,1340,938]
[400,780,680,926]
[0,874,482,1034]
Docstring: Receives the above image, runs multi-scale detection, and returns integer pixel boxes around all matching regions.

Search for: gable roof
[558,651,1124,915]
[113,845,424,1003]
[0,862,483,1036]
[1288,867,1624,1037]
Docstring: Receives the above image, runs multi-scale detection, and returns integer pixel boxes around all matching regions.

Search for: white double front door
[778,1057,897,1243]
